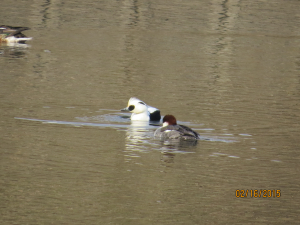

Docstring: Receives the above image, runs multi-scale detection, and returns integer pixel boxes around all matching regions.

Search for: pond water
[1,0,300,224]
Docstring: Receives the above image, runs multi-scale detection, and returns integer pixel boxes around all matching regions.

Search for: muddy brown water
[1,1,299,224]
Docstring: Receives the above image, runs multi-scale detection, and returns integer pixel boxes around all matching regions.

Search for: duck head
[122,97,150,121]
[162,115,177,127]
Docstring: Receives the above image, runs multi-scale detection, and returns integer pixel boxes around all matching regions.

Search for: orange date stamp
[236,189,281,198]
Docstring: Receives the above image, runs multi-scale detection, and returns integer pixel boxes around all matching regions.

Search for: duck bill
[121,107,130,112]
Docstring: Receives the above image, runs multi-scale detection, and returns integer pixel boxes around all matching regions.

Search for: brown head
[162,115,177,126]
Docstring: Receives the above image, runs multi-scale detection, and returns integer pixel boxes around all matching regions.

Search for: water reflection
[125,120,199,153]
[122,120,200,166]
[160,151,176,164]
[121,0,140,28]
[155,140,199,166]
[15,114,200,159]
[14,110,281,165]
[124,121,156,160]
[0,45,30,58]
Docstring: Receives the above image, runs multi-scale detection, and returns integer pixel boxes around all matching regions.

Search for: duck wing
[159,125,199,139]
[178,125,200,139]
[155,126,181,139]
[0,25,30,37]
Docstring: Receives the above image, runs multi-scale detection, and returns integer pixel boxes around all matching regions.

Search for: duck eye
[128,105,135,111]
[138,102,146,105]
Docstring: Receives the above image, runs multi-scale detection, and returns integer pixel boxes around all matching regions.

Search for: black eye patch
[138,102,146,105]
[128,105,135,111]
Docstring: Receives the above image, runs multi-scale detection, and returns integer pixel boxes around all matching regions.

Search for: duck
[0,25,32,44]
[121,97,161,121]
[154,115,200,140]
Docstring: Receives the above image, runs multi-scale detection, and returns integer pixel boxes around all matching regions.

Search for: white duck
[121,97,161,121]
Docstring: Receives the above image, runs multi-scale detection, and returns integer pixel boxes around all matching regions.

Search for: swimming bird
[121,97,161,121]
[0,25,32,44]
[154,115,200,140]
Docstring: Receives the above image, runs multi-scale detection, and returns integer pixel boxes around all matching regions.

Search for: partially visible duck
[121,97,161,121]
[154,115,200,140]
[0,25,32,44]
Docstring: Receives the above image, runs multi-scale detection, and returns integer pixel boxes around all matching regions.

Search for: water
[1,0,300,224]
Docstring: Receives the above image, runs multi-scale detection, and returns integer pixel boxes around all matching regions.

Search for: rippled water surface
[1,0,300,224]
